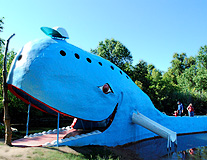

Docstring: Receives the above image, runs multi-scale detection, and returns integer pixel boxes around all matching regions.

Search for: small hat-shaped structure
[41,26,69,39]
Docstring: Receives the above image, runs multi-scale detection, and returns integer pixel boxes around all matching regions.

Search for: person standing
[187,103,194,117]
[177,101,184,117]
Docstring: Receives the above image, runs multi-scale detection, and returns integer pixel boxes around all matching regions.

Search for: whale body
[7,35,207,147]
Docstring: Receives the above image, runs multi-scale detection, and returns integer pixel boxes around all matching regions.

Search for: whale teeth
[42,142,52,147]
[64,138,71,141]
[86,133,92,136]
[33,133,39,136]
[59,139,65,143]
[23,126,101,146]
[43,130,102,146]
[29,134,34,138]
[80,134,88,138]
[74,135,81,139]
[66,126,71,130]
[91,130,101,134]
[47,130,53,134]
[70,137,76,140]
[38,133,43,136]
[53,129,57,133]
[51,140,57,145]
[61,127,66,130]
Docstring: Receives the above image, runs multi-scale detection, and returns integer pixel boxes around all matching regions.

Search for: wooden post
[2,33,15,145]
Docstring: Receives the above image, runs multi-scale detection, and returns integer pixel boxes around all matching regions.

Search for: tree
[197,45,207,69]
[132,60,151,93]
[91,38,133,73]
[2,33,15,145]
[193,67,207,91]
[0,17,5,47]
[169,53,196,85]
[171,53,187,76]
[177,65,197,91]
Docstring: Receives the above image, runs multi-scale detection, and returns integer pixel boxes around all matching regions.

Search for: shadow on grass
[46,145,140,160]
[71,145,120,159]
[45,145,121,159]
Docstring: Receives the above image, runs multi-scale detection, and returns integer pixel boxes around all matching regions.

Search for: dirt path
[0,140,79,160]
[0,139,140,160]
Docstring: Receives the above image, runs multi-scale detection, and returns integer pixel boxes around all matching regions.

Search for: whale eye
[99,83,113,94]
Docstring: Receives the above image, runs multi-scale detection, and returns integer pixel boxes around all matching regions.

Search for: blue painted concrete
[7,36,207,147]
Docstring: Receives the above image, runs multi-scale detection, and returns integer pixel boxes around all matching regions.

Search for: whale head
[7,36,140,146]
[8,30,164,147]
[8,37,127,119]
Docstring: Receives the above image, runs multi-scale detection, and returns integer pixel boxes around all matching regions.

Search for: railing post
[26,103,31,136]
[57,112,60,147]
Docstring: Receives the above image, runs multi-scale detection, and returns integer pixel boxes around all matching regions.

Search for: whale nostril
[18,55,22,61]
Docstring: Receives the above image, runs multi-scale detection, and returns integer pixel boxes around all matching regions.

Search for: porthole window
[75,53,80,59]
[86,58,92,63]
[18,55,22,61]
[110,66,114,70]
[98,62,102,66]
[60,50,66,56]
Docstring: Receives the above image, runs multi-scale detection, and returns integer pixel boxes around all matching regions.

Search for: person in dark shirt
[177,101,184,117]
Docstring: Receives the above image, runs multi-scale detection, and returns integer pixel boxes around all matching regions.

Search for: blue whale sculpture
[7,28,207,147]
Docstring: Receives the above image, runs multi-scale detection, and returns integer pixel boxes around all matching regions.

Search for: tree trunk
[2,33,15,146]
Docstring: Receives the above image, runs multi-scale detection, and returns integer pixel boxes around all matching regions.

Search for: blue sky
[1,0,207,71]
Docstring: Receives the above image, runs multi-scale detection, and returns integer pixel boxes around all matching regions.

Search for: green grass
[31,147,120,160]
[32,148,86,160]
[75,146,120,160]
[15,154,23,157]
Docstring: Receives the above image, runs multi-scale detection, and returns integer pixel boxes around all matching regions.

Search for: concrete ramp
[12,129,75,147]
[132,112,177,147]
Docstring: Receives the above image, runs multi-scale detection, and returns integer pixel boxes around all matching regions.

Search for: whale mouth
[64,103,117,138]
[8,85,117,146]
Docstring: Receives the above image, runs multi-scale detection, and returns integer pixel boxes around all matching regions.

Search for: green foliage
[0,123,5,138]
[0,17,5,47]
[0,50,27,124]
[0,18,29,125]
[91,38,133,74]
[197,45,207,69]
[132,60,151,93]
